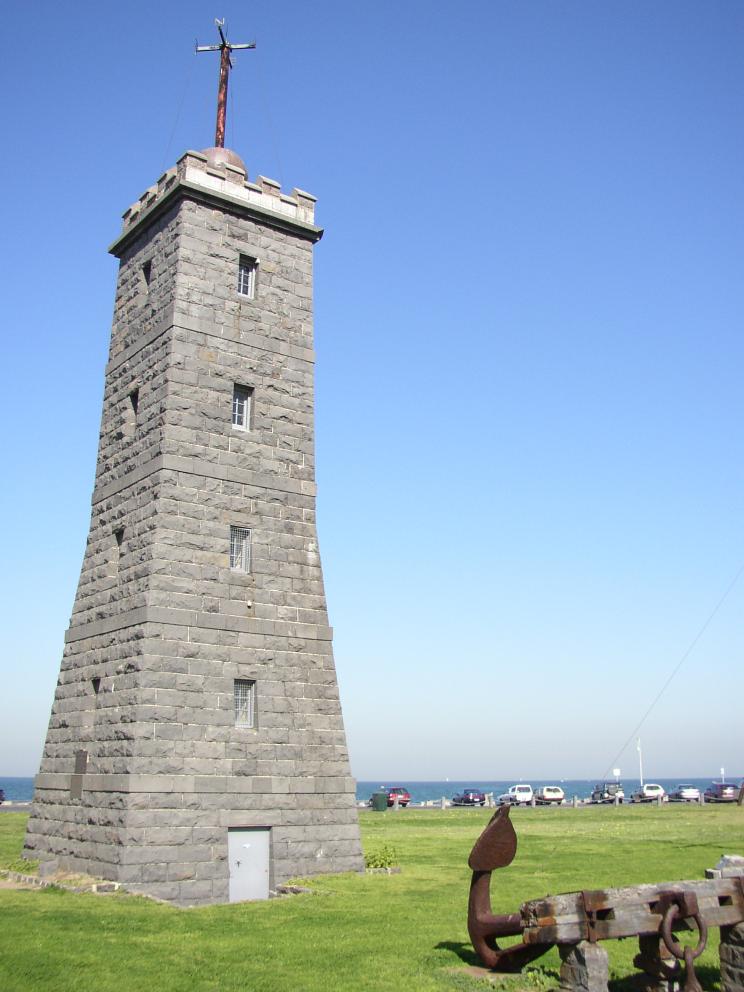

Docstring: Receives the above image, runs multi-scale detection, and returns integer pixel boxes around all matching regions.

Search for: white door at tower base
[228,828,270,901]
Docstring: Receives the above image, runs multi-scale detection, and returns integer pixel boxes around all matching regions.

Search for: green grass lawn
[0,805,740,991]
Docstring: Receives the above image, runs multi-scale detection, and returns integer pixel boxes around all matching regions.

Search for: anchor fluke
[468,804,517,872]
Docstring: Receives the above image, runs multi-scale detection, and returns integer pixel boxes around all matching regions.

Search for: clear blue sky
[1,1,743,781]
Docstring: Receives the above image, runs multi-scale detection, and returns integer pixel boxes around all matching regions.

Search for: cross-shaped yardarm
[196,18,255,148]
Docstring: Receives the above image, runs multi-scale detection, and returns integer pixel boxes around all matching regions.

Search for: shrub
[364,845,399,870]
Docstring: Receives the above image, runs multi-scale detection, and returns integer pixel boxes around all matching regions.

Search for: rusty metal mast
[196,18,255,148]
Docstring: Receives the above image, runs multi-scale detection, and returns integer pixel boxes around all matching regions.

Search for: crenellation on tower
[118,151,318,241]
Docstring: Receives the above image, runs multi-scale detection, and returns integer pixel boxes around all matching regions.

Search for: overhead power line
[602,559,744,779]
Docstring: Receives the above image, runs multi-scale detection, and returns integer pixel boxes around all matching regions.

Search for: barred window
[232,384,253,430]
[230,526,251,572]
[237,255,257,298]
[234,679,256,728]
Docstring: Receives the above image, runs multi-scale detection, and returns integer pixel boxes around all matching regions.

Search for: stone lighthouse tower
[24,26,364,905]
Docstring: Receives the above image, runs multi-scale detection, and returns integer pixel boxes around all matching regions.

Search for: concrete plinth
[559,941,609,992]
[721,922,744,992]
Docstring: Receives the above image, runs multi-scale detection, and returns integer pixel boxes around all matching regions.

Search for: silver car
[669,784,700,802]
[631,783,666,803]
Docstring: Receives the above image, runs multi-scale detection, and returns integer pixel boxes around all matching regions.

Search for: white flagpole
[637,738,644,788]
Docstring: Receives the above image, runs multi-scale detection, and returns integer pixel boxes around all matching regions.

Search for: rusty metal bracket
[579,890,600,943]
[736,875,744,904]
[656,888,701,922]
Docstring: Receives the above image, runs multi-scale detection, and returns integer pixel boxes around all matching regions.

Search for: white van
[497,784,534,806]
[535,785,565,804]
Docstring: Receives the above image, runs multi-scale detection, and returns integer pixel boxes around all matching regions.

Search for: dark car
[591,782,624,804]
[452,788,486,806]
[0,788,4,804]
[385,787,411,807]
[704,782,738,803]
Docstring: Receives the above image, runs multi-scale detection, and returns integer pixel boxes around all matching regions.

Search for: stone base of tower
[24,777,363,905]
[24,602,365,904]
[24,612,365,905]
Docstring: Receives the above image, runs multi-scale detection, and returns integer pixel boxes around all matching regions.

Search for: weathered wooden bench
[467,806,744,992]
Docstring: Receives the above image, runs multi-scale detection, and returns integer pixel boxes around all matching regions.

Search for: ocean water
[3,776,739,806]
[0,777,34,802]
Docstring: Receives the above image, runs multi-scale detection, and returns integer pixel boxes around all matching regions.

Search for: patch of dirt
[0,877,36,890]
[44,871,104,888]
[0,868,121,894]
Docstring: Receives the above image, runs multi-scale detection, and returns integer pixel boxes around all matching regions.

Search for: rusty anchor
[465,807,742,992]
[467,805,551,971]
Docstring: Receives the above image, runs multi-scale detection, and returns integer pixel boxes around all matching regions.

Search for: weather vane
[196,18,256,148]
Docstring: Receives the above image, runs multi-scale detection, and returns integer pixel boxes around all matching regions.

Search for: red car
[385,787,410,807]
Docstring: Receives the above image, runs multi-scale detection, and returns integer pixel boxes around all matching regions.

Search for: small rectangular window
[142,260,152,286]
[232,384,253,430]
[238,255,257,299]
[114,527,125,550]
[92,677,101,695]
[234,679,256,728]
[230,526,251,572]
[129,388,139,418]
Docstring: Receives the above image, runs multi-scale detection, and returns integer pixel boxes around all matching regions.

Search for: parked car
[591,782,625,804]
[704,782,738,803]
[497,784,534,806]
[452,788,486,806]
[631,783,666,803]
[367,786,411,808]
[384,786,411,807]
[669,784,700,803]
[535,785,565,804]
[0,788,4,804]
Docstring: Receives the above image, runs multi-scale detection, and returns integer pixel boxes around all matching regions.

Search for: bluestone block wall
[24,150,364,904]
